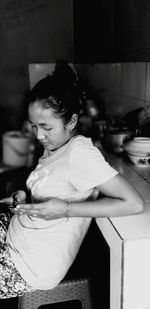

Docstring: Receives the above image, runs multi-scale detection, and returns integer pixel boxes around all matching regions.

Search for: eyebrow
[29,120,51,127]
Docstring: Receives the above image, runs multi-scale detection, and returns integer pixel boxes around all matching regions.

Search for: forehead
[28,101,57,122]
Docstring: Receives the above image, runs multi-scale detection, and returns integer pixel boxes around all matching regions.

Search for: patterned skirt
[0,212,35,299]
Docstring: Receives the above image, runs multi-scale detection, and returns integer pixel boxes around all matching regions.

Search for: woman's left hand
[11,198,67,220]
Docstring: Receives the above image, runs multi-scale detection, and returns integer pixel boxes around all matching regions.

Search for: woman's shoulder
[69,135,94,150]
[67,135,104,160]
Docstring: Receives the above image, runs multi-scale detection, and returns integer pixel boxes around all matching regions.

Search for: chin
[47,145,57,151]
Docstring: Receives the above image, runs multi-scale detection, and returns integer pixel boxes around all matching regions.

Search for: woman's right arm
[0,190,26,205]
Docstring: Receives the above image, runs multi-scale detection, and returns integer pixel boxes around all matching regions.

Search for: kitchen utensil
[103,129,133,153]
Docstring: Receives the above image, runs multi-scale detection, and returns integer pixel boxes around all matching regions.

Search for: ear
[68,114,78,131]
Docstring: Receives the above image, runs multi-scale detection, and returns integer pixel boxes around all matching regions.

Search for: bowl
[123,137,150,156]
[127,152,150,166]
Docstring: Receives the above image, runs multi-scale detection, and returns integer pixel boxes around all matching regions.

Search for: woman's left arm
[69,173,144,218]
[13,174,144,220]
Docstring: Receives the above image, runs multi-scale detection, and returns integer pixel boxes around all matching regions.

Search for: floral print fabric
[0,212,35,299]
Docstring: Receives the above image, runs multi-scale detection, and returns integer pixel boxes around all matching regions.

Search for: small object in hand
[9,193,18,209]
[8,199,18,209]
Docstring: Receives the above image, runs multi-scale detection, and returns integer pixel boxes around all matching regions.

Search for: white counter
[96,151,150,309]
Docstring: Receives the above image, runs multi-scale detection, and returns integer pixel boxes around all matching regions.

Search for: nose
[36,127,45,140]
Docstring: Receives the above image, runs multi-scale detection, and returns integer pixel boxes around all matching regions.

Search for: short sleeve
[69,141,118,191]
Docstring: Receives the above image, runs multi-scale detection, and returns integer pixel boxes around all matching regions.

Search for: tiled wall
[76,63,150,119]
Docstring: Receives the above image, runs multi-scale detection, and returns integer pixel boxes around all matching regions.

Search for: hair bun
[53,59,78,92]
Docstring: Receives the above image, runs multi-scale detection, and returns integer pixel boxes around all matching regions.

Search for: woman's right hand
[11,190,26,204]
[0,190,26,206]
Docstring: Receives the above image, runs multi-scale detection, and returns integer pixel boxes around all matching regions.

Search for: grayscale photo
[0,1,149,309]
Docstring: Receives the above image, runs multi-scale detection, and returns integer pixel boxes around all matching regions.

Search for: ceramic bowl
[123,137,150,156]
[127,153,150,166]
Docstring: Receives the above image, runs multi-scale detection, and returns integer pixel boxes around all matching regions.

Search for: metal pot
[103,129,133,153]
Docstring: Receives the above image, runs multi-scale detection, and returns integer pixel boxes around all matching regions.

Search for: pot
[103,129,133,153]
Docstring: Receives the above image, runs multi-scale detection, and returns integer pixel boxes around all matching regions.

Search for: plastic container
[2,131,30,167]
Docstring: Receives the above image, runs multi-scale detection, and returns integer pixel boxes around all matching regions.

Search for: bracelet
[65,200,70,222]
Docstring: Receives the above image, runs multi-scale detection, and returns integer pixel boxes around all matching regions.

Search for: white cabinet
[96,151,150,309]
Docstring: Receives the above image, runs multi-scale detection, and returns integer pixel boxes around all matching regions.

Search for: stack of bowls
[122,137,150,166]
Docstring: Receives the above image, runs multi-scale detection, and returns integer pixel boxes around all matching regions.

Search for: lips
[42,142,47,145]
[41,141,48,147]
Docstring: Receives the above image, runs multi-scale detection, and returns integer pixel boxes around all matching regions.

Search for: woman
[0,62,143,298]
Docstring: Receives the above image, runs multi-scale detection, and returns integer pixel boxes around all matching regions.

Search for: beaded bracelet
[65,200,70,222]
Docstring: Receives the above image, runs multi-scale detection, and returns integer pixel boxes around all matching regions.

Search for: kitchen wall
[76,62,150,121]
[0,0,73,131]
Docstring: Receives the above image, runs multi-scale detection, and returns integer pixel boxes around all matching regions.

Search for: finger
[11,208,24,215]
[16,190,26,200]
[13,208,39,217]
[12,204,37,213]
[16,203,42,211]
[12,191,26,202]
[0,197,13,204]
[15,197,26,203]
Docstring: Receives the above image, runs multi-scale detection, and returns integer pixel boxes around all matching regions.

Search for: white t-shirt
[7,135,118,290]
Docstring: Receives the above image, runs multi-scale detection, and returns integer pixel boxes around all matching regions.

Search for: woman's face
[28,101,76,151]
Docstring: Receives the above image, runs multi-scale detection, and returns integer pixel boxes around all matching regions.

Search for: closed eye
[44,127,52,131]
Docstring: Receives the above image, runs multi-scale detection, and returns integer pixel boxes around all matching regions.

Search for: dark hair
[28,60,82,124]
